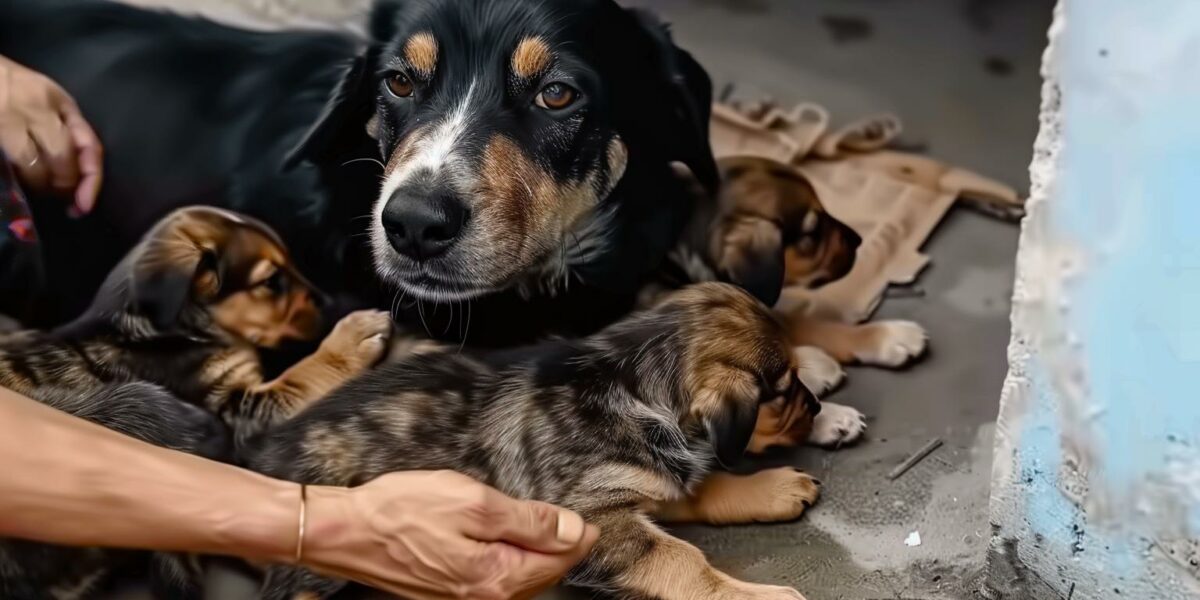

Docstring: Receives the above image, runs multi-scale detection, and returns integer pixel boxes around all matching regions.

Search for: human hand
[303,471,599,600]
[0,55,103,215]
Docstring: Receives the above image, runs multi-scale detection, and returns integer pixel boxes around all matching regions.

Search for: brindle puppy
[0,206,393,600]
[248,282,820,600]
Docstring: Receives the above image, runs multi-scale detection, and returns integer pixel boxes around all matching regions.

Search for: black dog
[0,0,743,346]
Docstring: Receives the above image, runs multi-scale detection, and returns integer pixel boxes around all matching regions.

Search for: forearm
[0,386,298,562]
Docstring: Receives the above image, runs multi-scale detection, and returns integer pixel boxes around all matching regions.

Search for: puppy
[716,158,928,371]
[248,282,821,600]
[0,206,392,600]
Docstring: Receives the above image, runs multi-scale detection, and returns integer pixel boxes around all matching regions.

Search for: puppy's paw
[793,346,845,397]
[854,320,928,368]
[809,401,867,448]
[755,467,822,523]
[727,582,807,600]
[320,310,393,372]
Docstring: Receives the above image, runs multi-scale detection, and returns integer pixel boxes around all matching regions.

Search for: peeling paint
[989,0,1200,597]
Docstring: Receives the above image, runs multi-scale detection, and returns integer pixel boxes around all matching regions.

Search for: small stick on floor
[888,438,944,480]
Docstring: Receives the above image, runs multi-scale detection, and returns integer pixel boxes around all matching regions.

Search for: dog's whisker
[441,297,455,337]
[416,299,433,338]
[341,157,385,169]
[459,299,472,354]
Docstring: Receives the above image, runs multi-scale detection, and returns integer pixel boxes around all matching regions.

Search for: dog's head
[663,282,820,465]
[90,207,324,347]
[710,157,862,305]
[289,0,716,301]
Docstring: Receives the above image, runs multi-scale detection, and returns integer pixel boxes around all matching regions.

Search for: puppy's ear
[699,389,760,467]
[284,49,379,170]
[626,10,719,194]
[128,208,240,329]
[693,369,762,466]
[711,217,786,306]
[131,243,219,331]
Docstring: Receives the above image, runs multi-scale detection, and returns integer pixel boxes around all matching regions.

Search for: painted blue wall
[989,0,1200,597]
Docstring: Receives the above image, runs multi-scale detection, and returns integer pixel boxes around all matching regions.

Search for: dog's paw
[320,310,393,371]
[755,467,822,523]
[726,582,807,600]
[809,402,867,448]
[854,320,928,368]
[793,346,845,397]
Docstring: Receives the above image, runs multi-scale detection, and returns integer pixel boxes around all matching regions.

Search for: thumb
[474,495,589,554]
[507,523,601,600]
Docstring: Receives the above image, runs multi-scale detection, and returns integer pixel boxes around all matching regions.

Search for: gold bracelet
[295,483,308,564]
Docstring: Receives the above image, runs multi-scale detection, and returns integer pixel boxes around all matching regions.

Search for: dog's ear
[368,0,406,42]
[626,9,719,194]
[711,216,786,306]
[698,388,760,467]
[285,0,405,169]
[128,209,238,329]
[692,367,762,467]
[284,50,379,170]
[131,242,220,331]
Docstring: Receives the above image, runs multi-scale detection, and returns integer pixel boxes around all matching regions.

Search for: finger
[4,132,50,192]
[58,101,103,214]
[28,115,80,195]
[507,524,600,600]
[471,494,588,554]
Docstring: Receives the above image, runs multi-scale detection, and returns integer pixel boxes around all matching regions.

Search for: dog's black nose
[381,189,468,261]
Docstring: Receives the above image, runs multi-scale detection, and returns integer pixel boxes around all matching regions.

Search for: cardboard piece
[710,101,1023,324]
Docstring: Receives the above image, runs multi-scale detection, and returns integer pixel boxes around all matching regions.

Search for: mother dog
[1,0,730,344]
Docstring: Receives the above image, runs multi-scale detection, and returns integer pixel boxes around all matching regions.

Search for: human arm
[0,386,597,598]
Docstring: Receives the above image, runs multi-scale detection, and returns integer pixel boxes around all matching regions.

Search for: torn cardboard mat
[710,100,1024,324]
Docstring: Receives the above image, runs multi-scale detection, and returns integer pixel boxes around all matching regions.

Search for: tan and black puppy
[0,206,392,600]
[657,156,862,309]
[710,156,862,302]
[249,283,820,600]
[1,206,393,446]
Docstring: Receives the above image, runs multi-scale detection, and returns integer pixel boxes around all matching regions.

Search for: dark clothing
[0,150,44,324]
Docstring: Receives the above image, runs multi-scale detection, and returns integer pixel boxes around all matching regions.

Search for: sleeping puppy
[247,282,821,600]
[653,157,862,310]
[0,206,392,600]
[0,206,393,447]
[713,157,928,371]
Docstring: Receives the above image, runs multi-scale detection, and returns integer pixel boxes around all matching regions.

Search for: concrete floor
[608,1,1051,598]
[100,1,1053,599]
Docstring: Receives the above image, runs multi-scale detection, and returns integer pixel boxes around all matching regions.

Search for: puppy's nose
[846,228,863,251]
[381,189,468,261]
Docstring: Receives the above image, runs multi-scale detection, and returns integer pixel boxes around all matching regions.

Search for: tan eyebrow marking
[511,36,553,79]
[404,32,439,78]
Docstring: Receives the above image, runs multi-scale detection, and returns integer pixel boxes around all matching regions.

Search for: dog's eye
[260,271,288,295]
[535,83,578,111]
[797,236,817,256]
[386,73,415,98]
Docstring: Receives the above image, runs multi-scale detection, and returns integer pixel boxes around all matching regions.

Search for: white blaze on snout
[374,82,479,224]
[371,82,479,273]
